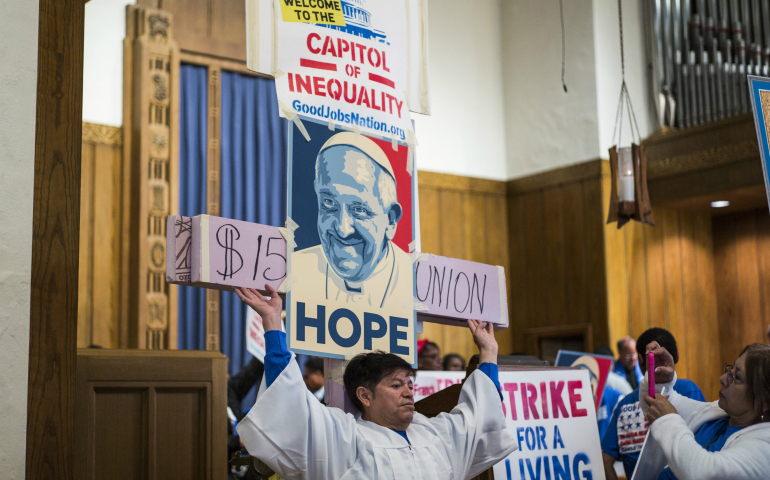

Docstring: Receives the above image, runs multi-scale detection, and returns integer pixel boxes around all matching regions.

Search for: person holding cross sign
[234,283,517,480]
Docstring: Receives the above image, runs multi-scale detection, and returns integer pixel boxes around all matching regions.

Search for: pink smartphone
[648,352,656,398]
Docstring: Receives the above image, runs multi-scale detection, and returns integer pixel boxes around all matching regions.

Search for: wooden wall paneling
[713,215,744,369]
[694,213,720,401]
[92,388,147,479]
[121,14,136,349]
[26,0,84,475]
[733,214,764,352]
[625,221,650,340]
[139,0,247,61]
[582,177,610,349]
[562,182,588,330]
[78,142,95,348]
[668,212,691,381]
[644,211,666,330]
[602,172,630,355]
[507,193,527,354]
[522,191,546,351]
[542,187,567,328]
[486,194,513,355]
[756,212,770,343]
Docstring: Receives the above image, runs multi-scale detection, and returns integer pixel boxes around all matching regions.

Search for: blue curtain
[178,64,208,351]
[220,71,288,376]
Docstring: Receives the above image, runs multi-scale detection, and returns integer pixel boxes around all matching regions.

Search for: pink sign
[414,253,508,328]
[166,215,287,293]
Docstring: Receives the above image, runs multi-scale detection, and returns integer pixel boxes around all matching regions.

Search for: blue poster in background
[748,75,770,212]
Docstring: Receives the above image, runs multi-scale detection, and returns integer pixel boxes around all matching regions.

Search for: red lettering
[568,380,588,417]
[370,88,381,110]
[540,382,549,419]
[351,42,356,62]
[327,79,342,100]
[367,48,381,68]
[343,82,357,103]
[337,38,350,57]
[288,73,295,92]
[355,43,367,63]
[521,383,540,420]
[394,97,403,118]
[357,86,370,107]
[550,381,569,418]
[321,35,337,57]
[503,383,519,420]
[382,51,390,72]
[307,33,321,54]
[313,76,326,96]
[295,74,312,94]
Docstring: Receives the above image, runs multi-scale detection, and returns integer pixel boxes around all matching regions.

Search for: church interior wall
[0,0,40,476]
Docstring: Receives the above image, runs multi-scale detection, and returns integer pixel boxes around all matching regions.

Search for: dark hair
[616,338,629,355]
[594,345,614,357]
[739,343,770,416]
[636,328,679,370]
[419,341,439,356]
[305,356,324,375]
[442,353,466,370]
[343,351,416,413]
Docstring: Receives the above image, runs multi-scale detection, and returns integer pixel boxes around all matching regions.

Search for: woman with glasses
[633,342,770,480]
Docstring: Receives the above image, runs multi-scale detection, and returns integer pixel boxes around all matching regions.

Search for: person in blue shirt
[601,328,705,480]
[614,335,644,390]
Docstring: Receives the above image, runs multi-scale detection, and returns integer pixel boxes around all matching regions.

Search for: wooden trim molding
[506,159,607,195]
[27,0,85,476]
[524,324,594,359]
[417,170,506,195]
[180,51,272,78]
[206,66,221,352]
[82,122,122,146]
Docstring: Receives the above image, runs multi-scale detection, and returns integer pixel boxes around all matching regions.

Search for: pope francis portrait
[292,131,412,309]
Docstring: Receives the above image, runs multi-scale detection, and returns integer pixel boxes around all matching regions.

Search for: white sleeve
[649,415,770,480]
[236,358,357,480]
[424,369,517,479]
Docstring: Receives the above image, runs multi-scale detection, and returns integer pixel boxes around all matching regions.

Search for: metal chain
[612,0,641,146]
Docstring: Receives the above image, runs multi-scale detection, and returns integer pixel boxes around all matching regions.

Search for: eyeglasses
[623,352,638,360]
[723,364,747,385]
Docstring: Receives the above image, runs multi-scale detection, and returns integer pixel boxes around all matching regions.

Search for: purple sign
[414,253,508,328]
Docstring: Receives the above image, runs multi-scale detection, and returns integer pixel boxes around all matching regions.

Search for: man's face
[418,345,441,371]
[619,339,638,369]
[303,368,324,392]
[366,370,414,429]
[315,147,400,283]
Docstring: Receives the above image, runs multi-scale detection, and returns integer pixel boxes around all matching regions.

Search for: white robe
[634,373,770,480]
[236,358,517,480]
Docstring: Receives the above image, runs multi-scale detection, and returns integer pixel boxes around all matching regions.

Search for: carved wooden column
[206,66,221,352]
[123,6,180,349]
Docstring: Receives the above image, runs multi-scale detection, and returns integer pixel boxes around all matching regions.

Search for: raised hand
[235,284,283,332]
[467,319,498,365]
[645,341,676,384]
[644,393,677,423]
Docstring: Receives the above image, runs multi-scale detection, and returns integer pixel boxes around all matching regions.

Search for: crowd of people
[225,287,770,480]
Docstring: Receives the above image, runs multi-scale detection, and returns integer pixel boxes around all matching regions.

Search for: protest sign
[246,307,267,362]
[413,370,466,402]
[245,0,430,139]
[414,253,508,328]
[554,350,613,411]
[748,75,770,212]
[166,214,287,293]
[492,369,605,480]
[286,117,417,365]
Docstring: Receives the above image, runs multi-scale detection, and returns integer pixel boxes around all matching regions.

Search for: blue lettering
[516,427,526,451]
[350,112,359,125]
[552,455,570,480]
[310,106,317,115]
[389,316,409,355]
[537,426,548,450]
[328,308,360,348]
[519,459,526,480]
[572,453,592,480]
[525,458,542,480]
[525,427,536,450]
[301,103,309,113]
[363,313,387,350]
[292,100,301,110]
[297,302,325,344]
[553,425,565,449]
